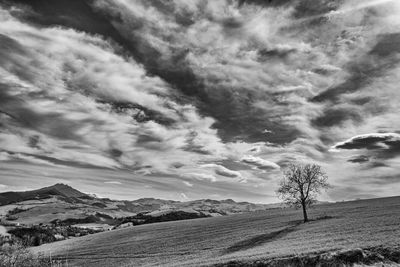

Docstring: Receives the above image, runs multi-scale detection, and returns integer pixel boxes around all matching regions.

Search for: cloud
[332,133,400,158]
[182,181,193,187]
[180,192,189,200]
[201,164,242,178]
[1,0,400,202]
[347,155,370,163]
[240,155,280,170]
[89,0,335,144]
[0,6,229,173]
[332,133,400,173]
[312,107,362,128]
[183,173,217,183]
[104,181,122,185]
[328,0,399,16]
[0,152,10,161]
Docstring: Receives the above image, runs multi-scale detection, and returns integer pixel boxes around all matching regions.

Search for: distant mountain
[0,184,283,227]
[33,183,88,199]
[0,183,88,206]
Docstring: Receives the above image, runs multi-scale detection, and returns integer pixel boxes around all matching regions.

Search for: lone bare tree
[276,163,330,223]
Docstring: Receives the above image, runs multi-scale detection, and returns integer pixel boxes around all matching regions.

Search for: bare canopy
[276,164,330,222]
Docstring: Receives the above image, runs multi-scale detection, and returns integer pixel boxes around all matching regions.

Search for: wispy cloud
[241,156,280,170]
[182,181,193,187]
[104,181,123,185]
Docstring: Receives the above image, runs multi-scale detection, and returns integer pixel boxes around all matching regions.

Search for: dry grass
[32,196,400,267]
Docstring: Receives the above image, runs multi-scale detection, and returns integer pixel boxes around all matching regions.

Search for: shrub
[8,227,56,247]
[0,242,51,267]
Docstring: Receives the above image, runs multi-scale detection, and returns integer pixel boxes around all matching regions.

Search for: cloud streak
[332,133,400,161]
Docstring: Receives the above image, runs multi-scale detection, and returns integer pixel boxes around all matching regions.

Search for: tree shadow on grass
[223,221,303,254]
[310,215,337,221]
[223,216,337,255]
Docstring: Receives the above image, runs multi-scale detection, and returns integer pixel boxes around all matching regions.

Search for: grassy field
[32,196,400,266]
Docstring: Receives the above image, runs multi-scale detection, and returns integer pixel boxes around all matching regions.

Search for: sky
[0,0,400,203]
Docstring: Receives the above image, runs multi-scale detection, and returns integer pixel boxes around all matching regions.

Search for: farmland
[33,196,400,266]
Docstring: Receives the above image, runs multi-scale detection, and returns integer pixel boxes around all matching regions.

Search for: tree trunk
[301,200,308,223]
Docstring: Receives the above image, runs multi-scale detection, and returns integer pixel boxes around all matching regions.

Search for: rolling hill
[32,196,400,267]
[0,183,87,206]
[0,184,279,226]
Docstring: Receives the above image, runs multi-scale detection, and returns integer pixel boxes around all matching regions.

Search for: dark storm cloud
[109,148,123,158]
[334,133,400,150]
[0,0,365,146]
[237,0,293,8]
[106,102,175,126]
[10,0,250,143]
[347,155,369,163]
[3,0,129,48]
[85,0,322,144]
[238,0,340,18]
[369,33,400,57]
[333,133,400,159]
[312,108,362,128]
[28,135,40,149]
[257,47,297,61]
[210,101,300,144]
[292,0,342,19]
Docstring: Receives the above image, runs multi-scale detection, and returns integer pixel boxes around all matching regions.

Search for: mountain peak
[38,183,87,198]
[49,183,74,190]
[48,183,68,188]
[0,183,88,206]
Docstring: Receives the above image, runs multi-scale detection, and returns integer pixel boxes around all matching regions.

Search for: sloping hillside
[32,196,400,267]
